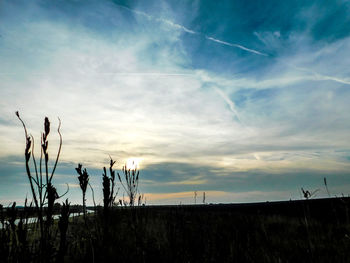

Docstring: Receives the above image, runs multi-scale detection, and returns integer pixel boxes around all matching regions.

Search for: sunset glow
[0,0,350,206]
[125,158,141,170]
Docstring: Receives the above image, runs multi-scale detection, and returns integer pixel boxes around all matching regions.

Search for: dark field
[2,197,350,263]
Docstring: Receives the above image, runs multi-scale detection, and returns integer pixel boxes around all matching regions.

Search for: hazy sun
[125,158,141,170]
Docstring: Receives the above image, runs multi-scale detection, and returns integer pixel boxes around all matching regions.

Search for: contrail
[157,17,198,34]
[315,74,350,85]
[114,3,198,34]
[213,86,241,122]
[288,64,350,86]
[205,36,268,56]
[114,3,266,57]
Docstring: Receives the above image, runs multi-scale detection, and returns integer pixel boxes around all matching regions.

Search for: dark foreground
[1,197,350,262]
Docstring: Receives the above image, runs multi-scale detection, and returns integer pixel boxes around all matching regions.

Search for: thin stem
[16,113,39,209]
[88,182,96,209]
[49,117,62,183]
[40,136,43,206]
[16,112,43,239]
[30,135,40,188]
[16,112,28,140]
[83,192,86,222]
[57,183,70,198]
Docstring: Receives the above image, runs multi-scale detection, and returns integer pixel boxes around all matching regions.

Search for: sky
[1,0,350,205]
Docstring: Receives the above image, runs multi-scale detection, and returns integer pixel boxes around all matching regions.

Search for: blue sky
[1,0,350,205]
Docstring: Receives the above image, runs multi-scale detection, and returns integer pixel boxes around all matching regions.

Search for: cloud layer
[0,0,350,204]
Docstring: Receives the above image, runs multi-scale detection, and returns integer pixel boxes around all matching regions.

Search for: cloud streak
[289,64,350,86]
[114,3,267,56]
[205,36,268,56]
[212,86,241,122]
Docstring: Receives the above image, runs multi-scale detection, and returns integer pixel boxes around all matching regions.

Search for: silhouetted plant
[7,202,29,262]
[0,204,4,229]
[8,202,17,234]
[58,199,70,262]
[46,182,59,227]
[16,111,68,261]
[137,194,145,206]
[76,163,89,221]
[16,112,40,224]
[301,187,320,200]
[16,198,31,262]
[300,186,321,256]
[102,158,119,213]
[118,162,140,206]
[324,177,331,197]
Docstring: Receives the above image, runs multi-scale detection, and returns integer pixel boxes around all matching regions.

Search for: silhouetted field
[90,197,350,263]
[3,197,349,263]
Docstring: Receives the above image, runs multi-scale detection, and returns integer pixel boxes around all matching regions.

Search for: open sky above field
[1,0,350,205]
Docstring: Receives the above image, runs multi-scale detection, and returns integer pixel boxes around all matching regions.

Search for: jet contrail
[157,17,198,34]
[114,3,198,34]
[205,36,268,56]
[114,3,267,57]
[213,86,241,122]
[314,74,350,85]
[288,64,350,86]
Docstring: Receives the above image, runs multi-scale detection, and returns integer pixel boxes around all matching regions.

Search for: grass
[2,198,350,262]
[62,200,350,263]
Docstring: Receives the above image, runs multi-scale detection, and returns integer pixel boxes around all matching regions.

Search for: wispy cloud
[114,3,266,56]
[114,3,198,34]
[289,64,350,85]
[212,86,241,122]
[166,176,208,185]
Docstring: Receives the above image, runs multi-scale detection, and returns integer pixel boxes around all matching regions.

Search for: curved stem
[49,117,62,183]
[30,135,40,191]
[88,182,96,209]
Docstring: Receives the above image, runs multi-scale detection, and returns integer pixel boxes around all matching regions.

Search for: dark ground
[68,197,350,263]
[1,197,350,262]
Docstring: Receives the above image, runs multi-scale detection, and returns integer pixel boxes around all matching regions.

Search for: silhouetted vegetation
[2,198,350,262]
[1,113,350,262]
[118,162,142,206]
[75,164,89,222]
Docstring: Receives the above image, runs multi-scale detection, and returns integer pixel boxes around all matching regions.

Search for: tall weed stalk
[76,164,89,222]
[118,162,141,207]
[102,158,119,214]
[16,111,68,261]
